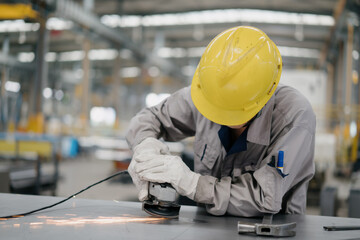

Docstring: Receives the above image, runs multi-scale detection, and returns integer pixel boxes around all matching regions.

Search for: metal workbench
[1,193,360,239]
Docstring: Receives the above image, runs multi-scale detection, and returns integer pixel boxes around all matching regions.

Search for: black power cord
[0,170,129,219]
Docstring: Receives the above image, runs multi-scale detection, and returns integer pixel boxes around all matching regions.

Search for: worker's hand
[128,137,170,201]
[134,154,201,200]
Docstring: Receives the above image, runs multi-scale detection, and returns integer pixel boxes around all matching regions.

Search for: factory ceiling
[74,0,340,70]
[91,0,337,16]
[0,0,356,84]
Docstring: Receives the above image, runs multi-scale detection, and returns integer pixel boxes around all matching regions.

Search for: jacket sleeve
[194,125,315,217]
[126,86,197,150]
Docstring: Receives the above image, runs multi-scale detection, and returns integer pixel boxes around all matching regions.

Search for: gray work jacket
[126,84,316,217]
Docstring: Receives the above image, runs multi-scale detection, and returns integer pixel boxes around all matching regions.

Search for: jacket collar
[218,125,248,155]
[246,95,274,146]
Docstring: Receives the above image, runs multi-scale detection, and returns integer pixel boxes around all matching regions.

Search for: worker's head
[191,26,282,126]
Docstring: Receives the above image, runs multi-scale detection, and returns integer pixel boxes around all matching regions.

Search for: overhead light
[54,49,118,62]
[156,46,319,59]
[58,51,84,62]
[187,47,206,57]
[121,67,140,78]
[156,47,200,58]
[5,81,21,93]
[101,15,141,28]
[350,121,357,138]
[0,18,73,33]
[0,20,39,33]
[46,17,73,31]
[90,107,116,127]
[18,52,35,62]
[43,88,53,99]
[278,46,320,58]
[157,47,187,58]
[89,49,118,60]
[100,15,119,28]
[353,50,359,60]
[101,9,334,28]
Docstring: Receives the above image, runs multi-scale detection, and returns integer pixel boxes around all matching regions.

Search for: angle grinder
[143,182,181,218]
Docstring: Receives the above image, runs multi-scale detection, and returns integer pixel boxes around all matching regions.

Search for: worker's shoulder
[274,84,316,130]
[171,86,191,98]
[274,84,311,106]
[166,86,195,108]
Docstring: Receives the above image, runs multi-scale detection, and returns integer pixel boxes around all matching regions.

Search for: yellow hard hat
[191,26,282,126]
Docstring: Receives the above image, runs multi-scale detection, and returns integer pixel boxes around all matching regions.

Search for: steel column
[80,38,91,132]
[28,17,49,133]
[0,37,9,131]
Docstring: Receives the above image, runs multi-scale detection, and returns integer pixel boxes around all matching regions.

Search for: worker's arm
[126,86,197,201]
[194,125,315,217]
[126,86,196,150]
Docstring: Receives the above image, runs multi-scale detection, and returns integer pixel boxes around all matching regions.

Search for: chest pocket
[194,140,218,172]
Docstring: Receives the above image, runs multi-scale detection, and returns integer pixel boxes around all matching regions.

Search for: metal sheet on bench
[1,193,360,239]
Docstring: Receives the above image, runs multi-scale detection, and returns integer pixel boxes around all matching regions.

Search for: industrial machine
[143,182,180,218]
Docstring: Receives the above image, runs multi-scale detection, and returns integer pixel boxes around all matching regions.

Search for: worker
[126,26,316,217]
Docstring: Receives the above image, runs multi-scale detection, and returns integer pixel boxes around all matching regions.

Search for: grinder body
[143,182,180,218]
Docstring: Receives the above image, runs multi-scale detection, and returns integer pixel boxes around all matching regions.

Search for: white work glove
[134,154,201,200]
[128,137,170,201]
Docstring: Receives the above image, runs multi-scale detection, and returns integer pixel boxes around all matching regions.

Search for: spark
[45,216,166,226]
[0,215,23,221]
[36,216,55,219]
[30,222,44,225]
[1,214,167,230]
[29,222,44,229]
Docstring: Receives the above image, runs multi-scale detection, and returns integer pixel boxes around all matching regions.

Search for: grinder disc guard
[143,200,180,218]
[143,182,180,218]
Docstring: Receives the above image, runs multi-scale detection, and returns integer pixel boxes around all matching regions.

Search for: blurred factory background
[0,0,359,218]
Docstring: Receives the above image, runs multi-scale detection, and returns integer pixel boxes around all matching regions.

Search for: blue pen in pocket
[276,150,288,178]
[277,151,284,173]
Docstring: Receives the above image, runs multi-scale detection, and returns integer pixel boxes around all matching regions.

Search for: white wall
[280,69,327,132]
[280,69,327,107]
